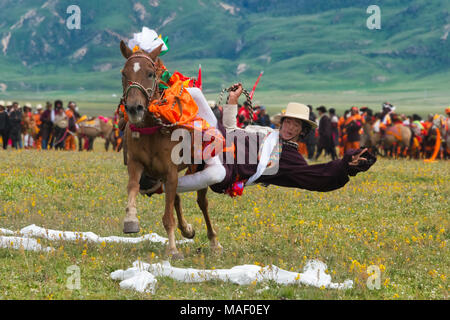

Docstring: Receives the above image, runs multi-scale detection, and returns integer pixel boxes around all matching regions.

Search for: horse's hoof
[211,242,223,255]
[181,224,196,239]
[170,252,184,260]
[123,221,140,234]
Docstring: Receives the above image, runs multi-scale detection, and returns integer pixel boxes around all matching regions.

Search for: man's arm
[256,147,375,192]
[222,83,243,130]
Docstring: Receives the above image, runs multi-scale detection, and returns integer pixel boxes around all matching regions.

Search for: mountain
[0,0,449,99]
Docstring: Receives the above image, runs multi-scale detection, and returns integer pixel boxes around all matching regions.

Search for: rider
[140,84,376,196]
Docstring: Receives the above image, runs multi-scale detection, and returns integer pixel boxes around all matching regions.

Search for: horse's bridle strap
[122,53,159,105]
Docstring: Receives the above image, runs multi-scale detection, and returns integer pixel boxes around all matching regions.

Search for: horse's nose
[125,104,144,115]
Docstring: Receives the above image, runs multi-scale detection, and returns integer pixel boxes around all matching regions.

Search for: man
[329,108,339,148]
[141,84,375,196]
[344,106,363,152]
[8,102,23,149]
[237,101,252,128]
[22,103,35,149]
[33,104,43,149]
[65,101,80,151]
[302,105,317,160]
[53,104,68,150]
[208,100,223,123]
[380,102,394,127]
[40,102,53,150]
[315,106,337,160]
[255,106,271,127]
[0,101,9,149]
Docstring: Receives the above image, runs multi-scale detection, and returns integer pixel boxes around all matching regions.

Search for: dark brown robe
[210,122,375,194]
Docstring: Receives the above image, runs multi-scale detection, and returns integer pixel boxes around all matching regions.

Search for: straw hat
[36,104,43,110]
[24,102,32,108]
[280,102,317,129]
[6,101,12,106]
[0,100,5,106]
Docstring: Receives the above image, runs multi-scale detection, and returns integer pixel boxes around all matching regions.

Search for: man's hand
[348,148,368,166]
[227,83,243,105]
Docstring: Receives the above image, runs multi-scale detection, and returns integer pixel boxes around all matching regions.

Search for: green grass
[0,145,448,299]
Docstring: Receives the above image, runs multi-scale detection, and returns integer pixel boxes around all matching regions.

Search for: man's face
[280,117,303,141]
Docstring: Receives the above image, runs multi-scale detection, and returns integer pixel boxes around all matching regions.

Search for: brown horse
[372,123,412,158]
[77,116,114,151]
[119,41,222,259]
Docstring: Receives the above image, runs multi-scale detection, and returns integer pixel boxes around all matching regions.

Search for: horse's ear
[120,40,132,59]
[149,43,164,61]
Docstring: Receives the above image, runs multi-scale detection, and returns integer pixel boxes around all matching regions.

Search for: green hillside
[0,0,449,114]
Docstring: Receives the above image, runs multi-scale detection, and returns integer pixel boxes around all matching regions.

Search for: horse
[119,41,222,259]
[76,116,114,151]
[372,123,411,158]
[360,117,377,154]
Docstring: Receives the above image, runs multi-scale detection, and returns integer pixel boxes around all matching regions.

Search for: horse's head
[120,40,163,124]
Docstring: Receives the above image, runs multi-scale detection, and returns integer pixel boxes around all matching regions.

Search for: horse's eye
[148,72,155,78]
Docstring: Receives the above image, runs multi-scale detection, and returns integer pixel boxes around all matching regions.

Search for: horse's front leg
[162,167,184,259]
[123,159,144,233]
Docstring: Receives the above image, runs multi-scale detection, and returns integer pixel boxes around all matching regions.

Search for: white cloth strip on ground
[110,259,353,293]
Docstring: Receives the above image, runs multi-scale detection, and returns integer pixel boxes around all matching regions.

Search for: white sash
[245,130,280,186]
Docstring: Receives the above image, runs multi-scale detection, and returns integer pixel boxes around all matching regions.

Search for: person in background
[65,101,80,151]
[8,102,23,149]
[49,100,64,149]
[344,106,363,152]
[315,106,337,160]
[255,106,271,127]
[53,103,68,150]
[208,100,223,123]
[0,101,9,149]
[22,103,35,149]
[303,105,317,160]
[237,101,252,128]
[5,101,13,148]
[329,108,339,149]
[33,104,43,149]
[40,102,53,150]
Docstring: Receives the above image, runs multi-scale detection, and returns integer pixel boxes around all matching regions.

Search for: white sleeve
[222,104,238,130]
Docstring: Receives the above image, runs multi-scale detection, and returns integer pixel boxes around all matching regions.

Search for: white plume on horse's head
[127,27,168,54]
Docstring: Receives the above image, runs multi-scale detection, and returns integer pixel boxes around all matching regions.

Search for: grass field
[0,145,448,300]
